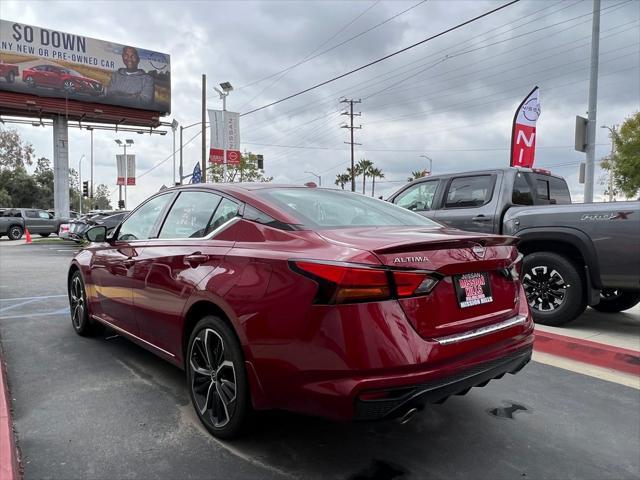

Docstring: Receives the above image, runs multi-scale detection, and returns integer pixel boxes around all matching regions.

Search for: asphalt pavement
[1,242,639,480]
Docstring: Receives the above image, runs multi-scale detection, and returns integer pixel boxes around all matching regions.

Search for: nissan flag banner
[208,109,241,166]
[116,154,136,185]
[510,86,541,168]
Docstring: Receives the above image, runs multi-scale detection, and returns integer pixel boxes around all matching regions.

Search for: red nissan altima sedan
[69,184,533,438]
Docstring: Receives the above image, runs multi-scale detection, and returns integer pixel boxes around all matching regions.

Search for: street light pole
[305,170,321,186]
[179,125,184,185]
[214,82,233,183]
[601,124,617,202]
[78,154,86,215]
[171,119,178,186]
[115,139,134,209]
[419,154,433,175]
[88,127,94,210]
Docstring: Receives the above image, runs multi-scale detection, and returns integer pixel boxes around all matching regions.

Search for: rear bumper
[355,345,532,420]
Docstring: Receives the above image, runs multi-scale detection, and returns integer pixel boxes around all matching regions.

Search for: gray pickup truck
[388,167,640,326]
[0,208,68,239]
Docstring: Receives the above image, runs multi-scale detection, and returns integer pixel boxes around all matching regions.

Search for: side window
[444,175,493,208]
[394,181,438,211]
[206,198,240,236]
[536,179,550,203]
[512,173,533,206]
[25,210,38,218]
[38,211,50,219]
[158,191,222,239]
[549,177,571,205]
[118,194,172,241]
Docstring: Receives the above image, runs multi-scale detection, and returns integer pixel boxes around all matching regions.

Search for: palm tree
[334,173,351,190]
[407,170,428,182]
[356,158,374,195]
[369,167,385,197]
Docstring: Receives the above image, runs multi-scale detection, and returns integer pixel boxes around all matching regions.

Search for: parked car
[1,208,69,237]
[388,167,640,325]
[69,184,533,439]
[0,209,25,240]
[65,211,124,242]
[0,61,19,83]
[22,64,103,95]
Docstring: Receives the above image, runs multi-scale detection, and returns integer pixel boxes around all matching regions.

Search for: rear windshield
[256,188,440,229]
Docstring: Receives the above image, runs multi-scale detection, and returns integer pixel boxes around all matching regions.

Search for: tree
[334,173,351,190]
[356,158,373,195]
[93,184,113,210]
[369,167,385,197]
[69,168,81,212]
[33,157,54,208]
[601,112,640,199]
[0,128,34,171]
[207,152,273,183]
[407,170,428,182]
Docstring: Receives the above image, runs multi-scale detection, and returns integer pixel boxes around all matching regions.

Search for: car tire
[63,80,76,93]
[68,270,103,336]
[8,225,23,240]
[6,71,15,83]
[186,315,250,439]
[40,233,51,238]
[522,251,586,326]
[25,75,35,88]
[592,290,640,313]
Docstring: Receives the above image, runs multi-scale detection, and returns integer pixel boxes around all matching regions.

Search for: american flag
[190,162,202,184]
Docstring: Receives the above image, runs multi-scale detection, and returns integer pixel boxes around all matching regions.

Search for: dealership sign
[116,154,136,185]
[510,86,541,168]
[208,109,241,166]
[0,20,170,114]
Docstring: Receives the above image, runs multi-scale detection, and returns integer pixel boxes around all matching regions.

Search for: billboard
[0,20,170,114]
[208,109,241,166]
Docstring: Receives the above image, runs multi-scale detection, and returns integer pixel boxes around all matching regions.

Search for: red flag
[510,87,541,168]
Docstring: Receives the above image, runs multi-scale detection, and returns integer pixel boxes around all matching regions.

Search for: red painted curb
[0,350,19,480]
[534,330,640,376]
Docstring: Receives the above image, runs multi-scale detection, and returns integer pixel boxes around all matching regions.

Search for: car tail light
[393,271,439,297]
[292,261,390,304]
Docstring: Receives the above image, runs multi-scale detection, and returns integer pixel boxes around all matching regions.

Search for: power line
[237,0,424,91]
[239,0,521,117]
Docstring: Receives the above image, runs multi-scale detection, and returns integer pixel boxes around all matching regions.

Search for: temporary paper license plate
[454,272,494,308]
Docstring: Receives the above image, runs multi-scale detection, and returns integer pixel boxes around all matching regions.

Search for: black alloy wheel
[187,316,249,439]
[68,271,102,336]
[522,251,586,326]
[8,225,23,240]
[25,76,35,88]
[63,80,76,93]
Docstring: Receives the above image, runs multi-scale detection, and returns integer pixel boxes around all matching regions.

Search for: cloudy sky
[2,0,639,208]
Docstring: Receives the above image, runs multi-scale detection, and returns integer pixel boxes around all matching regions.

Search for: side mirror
[86,225,107,243]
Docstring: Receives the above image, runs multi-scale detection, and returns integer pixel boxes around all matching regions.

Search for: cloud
[2,0,638,206]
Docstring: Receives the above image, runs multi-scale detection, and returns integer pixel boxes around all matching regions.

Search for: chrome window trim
[433,315,527,345]
[144,216,241,243]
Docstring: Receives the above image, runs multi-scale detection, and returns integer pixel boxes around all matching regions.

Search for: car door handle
[123,259,135,268]
[185,253,209,268]
[472,215,491,222]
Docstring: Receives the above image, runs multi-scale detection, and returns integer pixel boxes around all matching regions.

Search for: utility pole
[340,98,362,192]
[201,74,207,183]
[179,125,184,185]
[601,124,617,201]
[584,0,600,203]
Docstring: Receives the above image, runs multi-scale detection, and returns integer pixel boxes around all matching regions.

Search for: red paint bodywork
[70,184,534,421]
[22,65,103,94]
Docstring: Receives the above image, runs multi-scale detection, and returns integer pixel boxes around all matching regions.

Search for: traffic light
[118,200,125,209]
[82,181,89,198]
[256,154,264,170]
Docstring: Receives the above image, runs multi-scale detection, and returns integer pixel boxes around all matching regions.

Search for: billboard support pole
[201,74,207,183]
[53,115,70,219]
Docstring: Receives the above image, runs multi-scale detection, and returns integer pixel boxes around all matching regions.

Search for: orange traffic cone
[25,228,32,244]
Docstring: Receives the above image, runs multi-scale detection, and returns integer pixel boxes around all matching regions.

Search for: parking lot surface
[1,242,639,479]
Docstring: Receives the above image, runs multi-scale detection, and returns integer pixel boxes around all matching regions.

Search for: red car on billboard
[0,61,19,83]
[22,64,103,95]
[69,184,533,438]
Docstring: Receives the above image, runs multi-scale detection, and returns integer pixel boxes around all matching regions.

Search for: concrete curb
[0,341,20,480]
[534,330,640,376]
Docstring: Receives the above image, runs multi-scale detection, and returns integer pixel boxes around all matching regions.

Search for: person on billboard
[107,46,155,107]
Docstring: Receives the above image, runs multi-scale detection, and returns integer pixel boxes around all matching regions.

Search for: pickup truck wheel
[8,225,23,240]
[592,290,640,313]
[522,252,586,326]
[24,76,35,88]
